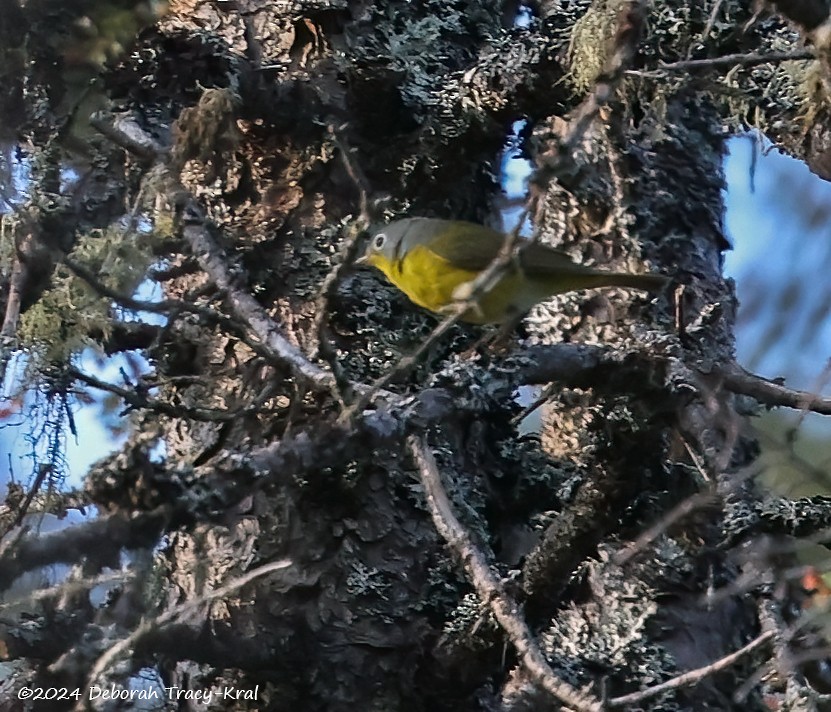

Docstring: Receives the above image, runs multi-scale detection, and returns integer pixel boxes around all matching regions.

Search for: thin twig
[67,366,250,422]
[694,0,726,58]
[0,464,53,540]
[666,47,815,70]
[721,361,831,416]
[340,304,466,421]
[409,436,603,712]
[629,48,815,77]
[63,256,345,395]
[511,383,558,427]
[76,559,292,710]
[608,630,774,707]
[613,491,719,566]
[790,359,831,434]
[63,257,191,316]
[682,437,713,483]
[330,123,371,221]
[311,124,375,401]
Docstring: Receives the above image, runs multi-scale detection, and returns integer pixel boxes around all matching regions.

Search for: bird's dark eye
[373,233,386,250]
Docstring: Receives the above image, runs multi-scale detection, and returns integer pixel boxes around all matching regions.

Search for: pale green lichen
[0,214,17,280]
[567,0,623,94]
[19,224,157,361]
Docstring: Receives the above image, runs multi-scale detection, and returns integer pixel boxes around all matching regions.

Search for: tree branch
[721,361,831,415]
[63,256,334,390]
[180,209,337,392]
[607,630,773,707]
[87,111,338,393]
[0,343,671,592]
[311,124,378,402]
[628,49,816,76]
[409,436,604,712]
[67,366,250,422]
[77,558,291,708]
[89,111,164,161]
[0,508,170,592]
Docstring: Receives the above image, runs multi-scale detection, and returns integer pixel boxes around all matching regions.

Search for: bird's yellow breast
[368,245,544,324]
[370,245,474,310]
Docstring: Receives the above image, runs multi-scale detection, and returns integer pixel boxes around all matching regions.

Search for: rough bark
[3,1,831,711]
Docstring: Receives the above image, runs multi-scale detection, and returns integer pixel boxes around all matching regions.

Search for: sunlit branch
[409,436,604,712]
[87,112,339,394]
[1,256,25,341]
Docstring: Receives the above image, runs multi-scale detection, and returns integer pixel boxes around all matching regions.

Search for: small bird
[357,217,667,324]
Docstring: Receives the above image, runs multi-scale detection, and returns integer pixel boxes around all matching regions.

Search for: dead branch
[409,435,604,712]
[181,211,337,391]
[629,49,816,77]
[721,361,831,416]
[310,125,374,401]
[0,507,171,593]
[87,111,339,394]
[67,366,251,422]
[0,344,661,592]
[607,630,773,707]
[77,558,292,709]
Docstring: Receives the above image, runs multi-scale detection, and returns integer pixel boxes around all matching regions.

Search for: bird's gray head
[357,218,435,267]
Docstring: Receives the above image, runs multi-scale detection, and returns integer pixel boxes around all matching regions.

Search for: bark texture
[2,1,831,711]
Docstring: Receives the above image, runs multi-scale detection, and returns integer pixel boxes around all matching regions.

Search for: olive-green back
[403,219,597,277]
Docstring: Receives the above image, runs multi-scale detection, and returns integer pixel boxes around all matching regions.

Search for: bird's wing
[427,224,592,276]
[423,222,504,270]
[517,241,596,277]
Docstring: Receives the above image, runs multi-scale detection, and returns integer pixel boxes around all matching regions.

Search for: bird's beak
[354,254,369,267]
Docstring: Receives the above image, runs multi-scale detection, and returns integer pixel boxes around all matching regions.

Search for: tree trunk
[3,1,831,711]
